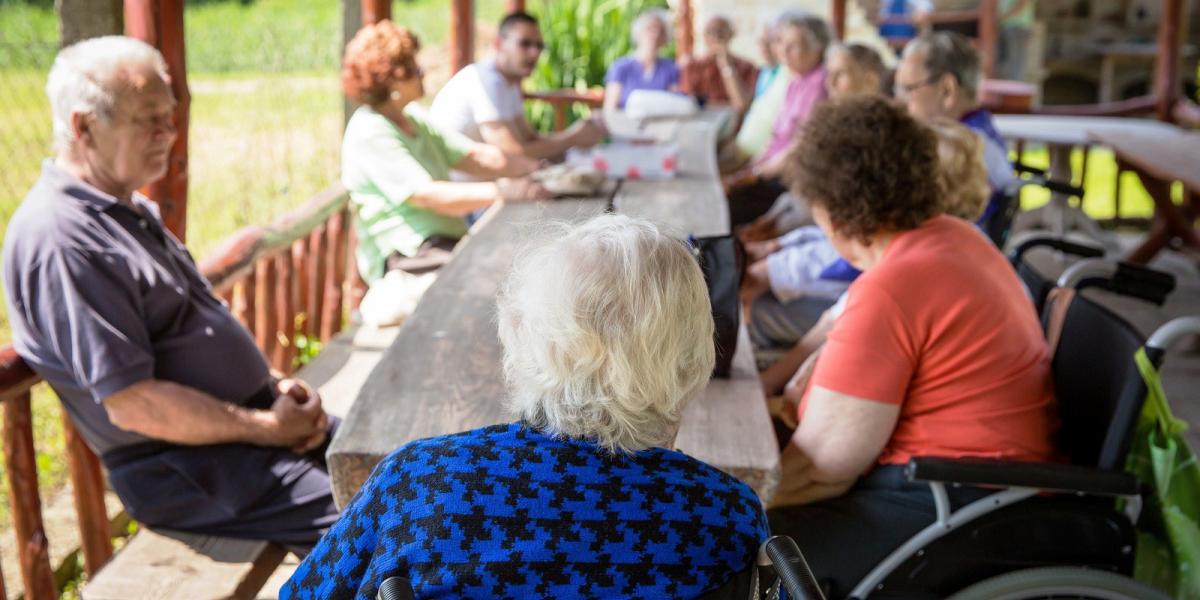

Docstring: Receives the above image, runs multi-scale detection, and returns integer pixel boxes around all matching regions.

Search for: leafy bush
[525,0,669,131]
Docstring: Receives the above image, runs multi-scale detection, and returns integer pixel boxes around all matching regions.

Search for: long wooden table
[327,111,781,508]
[994,114,1180,245]
[1089,126,1200,263]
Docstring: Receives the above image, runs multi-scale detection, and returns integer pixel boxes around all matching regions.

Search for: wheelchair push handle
[763,535,827,600]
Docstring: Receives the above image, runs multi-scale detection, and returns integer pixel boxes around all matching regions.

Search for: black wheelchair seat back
[1052,295,1150,470]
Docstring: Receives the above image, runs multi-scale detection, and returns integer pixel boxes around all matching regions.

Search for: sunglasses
[514,38,545,51]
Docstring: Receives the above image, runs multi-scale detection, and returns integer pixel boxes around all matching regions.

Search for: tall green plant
[525,0,670,132]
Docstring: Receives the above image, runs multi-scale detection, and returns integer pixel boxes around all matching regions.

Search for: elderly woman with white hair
[281,215,769,599]
[603,9,680,111]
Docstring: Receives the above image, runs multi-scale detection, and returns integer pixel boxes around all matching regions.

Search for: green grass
[1014,146,1156,219]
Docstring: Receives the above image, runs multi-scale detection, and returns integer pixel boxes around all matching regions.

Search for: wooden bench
[80,322,398,599]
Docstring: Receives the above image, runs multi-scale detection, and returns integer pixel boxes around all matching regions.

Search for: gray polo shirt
[3,162,272,455]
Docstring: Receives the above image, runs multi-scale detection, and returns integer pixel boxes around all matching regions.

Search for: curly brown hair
[341,20,421,106]
[783,96,940,243]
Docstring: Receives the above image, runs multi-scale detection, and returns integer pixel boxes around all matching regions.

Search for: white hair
[631,9,673,47]
[776,10,832,55]
[46,35,169,150]
[496,215,716,454]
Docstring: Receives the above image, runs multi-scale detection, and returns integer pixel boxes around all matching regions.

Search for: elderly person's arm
[479,115,605,160]
[105,378,328,452]
[603,81,624,113]
[770,386,900,507]
[453,141,540,179]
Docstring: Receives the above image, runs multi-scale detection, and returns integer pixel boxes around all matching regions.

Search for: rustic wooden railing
[0,183,357,599]
[524,89,604,131]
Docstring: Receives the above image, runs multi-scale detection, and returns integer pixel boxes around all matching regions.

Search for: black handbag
[606,179,744,378]
[689,234,745,378]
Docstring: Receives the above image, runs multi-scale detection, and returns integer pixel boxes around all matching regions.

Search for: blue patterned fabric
[281,423,769,599]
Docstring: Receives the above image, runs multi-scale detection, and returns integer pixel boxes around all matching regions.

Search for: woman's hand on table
[497,177,553,202]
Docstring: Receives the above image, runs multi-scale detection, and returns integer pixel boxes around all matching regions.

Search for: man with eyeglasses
[894,32,1016,230]
[431,11,605,171]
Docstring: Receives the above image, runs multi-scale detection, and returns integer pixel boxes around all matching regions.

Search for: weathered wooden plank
[3,392,56,600]
[328,200,606,508]
[82,529,285,600]
[232,269,256,335]
[328,113,780,508]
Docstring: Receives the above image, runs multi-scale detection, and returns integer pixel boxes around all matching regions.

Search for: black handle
[377,577,415,600]
[1009,236,1105,264]
[764,535,827,600]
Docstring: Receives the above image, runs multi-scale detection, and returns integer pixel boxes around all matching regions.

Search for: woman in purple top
[603,9,680,111]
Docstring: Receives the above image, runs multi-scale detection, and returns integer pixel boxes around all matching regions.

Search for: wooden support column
[361,0,390,25]
[831,0,847,41]
[450,0,474,74]
[505,0,525,13]
[675,0,694,63]
[61,412,112,576]
[978,0,998,78]
[1154,0,1183,122]
[124,0,189,241]
[4,393,56,600]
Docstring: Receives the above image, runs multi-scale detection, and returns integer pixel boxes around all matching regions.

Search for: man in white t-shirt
[430,11,605,168]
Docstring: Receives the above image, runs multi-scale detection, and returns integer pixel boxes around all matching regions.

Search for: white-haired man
[2,36,338,554]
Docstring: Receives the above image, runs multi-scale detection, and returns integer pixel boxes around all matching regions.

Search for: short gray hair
[46,35,169,150]
[776,11,832,55]
[631,9,672,46]
[902,31,980,99]
[496,215,715,454]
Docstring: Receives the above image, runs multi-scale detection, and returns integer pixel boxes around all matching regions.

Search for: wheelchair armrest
[905,457,1140,497]
[1008,234,1105,266]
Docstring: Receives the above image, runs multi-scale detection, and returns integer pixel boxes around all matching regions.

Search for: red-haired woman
[341,21,547,284]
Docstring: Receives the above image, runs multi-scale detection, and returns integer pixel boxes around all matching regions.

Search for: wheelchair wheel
[945,566,1171,600]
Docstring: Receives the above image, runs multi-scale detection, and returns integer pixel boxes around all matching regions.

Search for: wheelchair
[760,260,1193,600]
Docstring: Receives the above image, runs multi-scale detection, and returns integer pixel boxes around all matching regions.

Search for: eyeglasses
[515,38,545,51]
[894,75,938,98]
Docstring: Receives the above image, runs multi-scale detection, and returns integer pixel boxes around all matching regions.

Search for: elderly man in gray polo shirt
[2,36,338,555]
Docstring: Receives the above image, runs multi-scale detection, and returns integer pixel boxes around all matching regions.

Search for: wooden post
[273,251,296,373]
[292,238,310,343]
[675,0,694,63]
[450,0,474,74]
[233,267,257,334]
[978,0,998,78]
[831,0,847,41]
[320,209,349,344]
[57,0,122,47]
[4,393,56,600]
[254,256,279,362]
[61,411,113,576]
[360,0,390,25]
[505,0,525,13]
[1154,0,1183,122]
[124,0,189,241]
[307,227,328,341]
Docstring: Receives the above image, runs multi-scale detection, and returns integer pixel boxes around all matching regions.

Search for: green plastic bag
[1127,348,1200,599]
